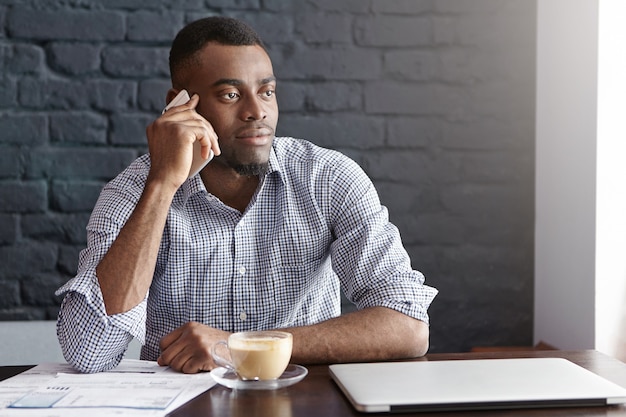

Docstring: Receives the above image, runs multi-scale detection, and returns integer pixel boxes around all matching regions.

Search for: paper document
[0,359,216,417]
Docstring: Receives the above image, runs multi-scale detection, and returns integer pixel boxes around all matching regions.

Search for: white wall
[595,0,626,362]
[535,0,626,360]
[534,0,598,350]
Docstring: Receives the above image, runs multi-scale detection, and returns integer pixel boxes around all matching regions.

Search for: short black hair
[169,16,265,87]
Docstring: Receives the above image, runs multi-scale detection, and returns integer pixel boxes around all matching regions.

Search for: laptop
[329,357,626,413]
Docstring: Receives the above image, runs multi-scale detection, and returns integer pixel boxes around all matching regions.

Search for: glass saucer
[211,364,308,390]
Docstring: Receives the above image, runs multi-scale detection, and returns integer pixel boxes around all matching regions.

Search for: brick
[127,10,185,42]
[19,78,90,109]
[19,78,136,111]
[440,184,527,217]
[0,180,47,213]
[376,182,440,214]
[0,147,22,178]
[27,148,137,180]
[90,80,137,111]
[0,307,47,320]
[354,16,431,47]
[101,0,203,8]
[438,48,475,83]
[448,151,533,184]
[0,43,8,70]
[232,12,293,45]
[6,44,45,74]
[469,81,534,119]
[0,242,58,279]
[47,42,101,75]
[365,82,431,115]
[440,119,525,150]
[50,112,108,145]
[275,81,307,112]
[0,7,5,39]
[393,212,465,245]
[275,45,381,81]
[301,0,370,13]
[208,0,260,9]
[463,213,532,246]
[433,0,487,14]
[384,50,437,81]
[110,113,154,146]
[58,244,84,275]
[0,76,17,108]
[21,213,91,244]
[261,0,298,12]
[184,11,221,26]
[46,306,61,320]
[303,82,362,112]
[0,214,17,244]
[372,0,431,14]
[361,149,432,182]
[7,8,125,41]
[0,280,20,308]
[102,46,170,78]
[432,16,458,45]
[51,180,105,212]
[437,3,533,49]
[277,114,385,150]
[365,82,465,116]
[295,13,352,44]
[403,246,440,289]
[387,117,437,148]
[21,273,67,307]
[439,245,531,286]
[0,113,48,146]
[138,79,171,113]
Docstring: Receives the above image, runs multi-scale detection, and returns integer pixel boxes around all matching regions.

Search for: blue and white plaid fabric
[56,137,437,373]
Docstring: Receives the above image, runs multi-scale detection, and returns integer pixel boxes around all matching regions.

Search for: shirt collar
[266,141,285,185]
[181,139,285,198]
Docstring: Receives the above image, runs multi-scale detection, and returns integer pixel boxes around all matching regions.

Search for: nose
[240,95,267,121]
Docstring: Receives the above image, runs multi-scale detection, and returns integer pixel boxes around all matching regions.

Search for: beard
[232,162,269,177]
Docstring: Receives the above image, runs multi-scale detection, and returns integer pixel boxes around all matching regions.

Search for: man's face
[183,43,278,175]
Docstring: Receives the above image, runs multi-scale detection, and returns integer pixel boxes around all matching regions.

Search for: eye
[262,88,275,99]
[223,91,239,100]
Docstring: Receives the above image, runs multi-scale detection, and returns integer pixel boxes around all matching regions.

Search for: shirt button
[238,266,246,275]
[239,312,247,321]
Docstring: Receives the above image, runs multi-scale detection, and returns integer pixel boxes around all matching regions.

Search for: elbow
[57,306,123,373]
[69,358,120,374]
[402,319,430,358]
[60,339,123,374]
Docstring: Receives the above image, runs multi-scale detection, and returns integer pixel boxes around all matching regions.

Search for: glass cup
[211,331,293,381]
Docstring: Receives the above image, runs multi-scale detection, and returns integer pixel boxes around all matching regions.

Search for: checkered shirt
[56,137,437,373]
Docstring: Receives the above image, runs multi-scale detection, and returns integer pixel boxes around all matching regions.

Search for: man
[56,16,437,374]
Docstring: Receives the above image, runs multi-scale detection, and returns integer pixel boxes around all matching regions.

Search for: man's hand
[146,94,220,190]
[158,322,231,374]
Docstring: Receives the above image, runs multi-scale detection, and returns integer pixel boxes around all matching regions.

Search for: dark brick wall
[0,0,536,353]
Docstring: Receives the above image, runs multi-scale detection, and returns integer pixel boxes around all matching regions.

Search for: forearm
[287,307,429,364]
[97,179,177,315]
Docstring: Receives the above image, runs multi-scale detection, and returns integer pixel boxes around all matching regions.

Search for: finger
[159,326,184,352]
[194,127,220,158]
[164,345,193,372]
[181,356,213,374]
[158,340,186,367]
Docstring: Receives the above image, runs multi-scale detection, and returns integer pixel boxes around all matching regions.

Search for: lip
[235,128,273,139]
[235,128,274,145]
